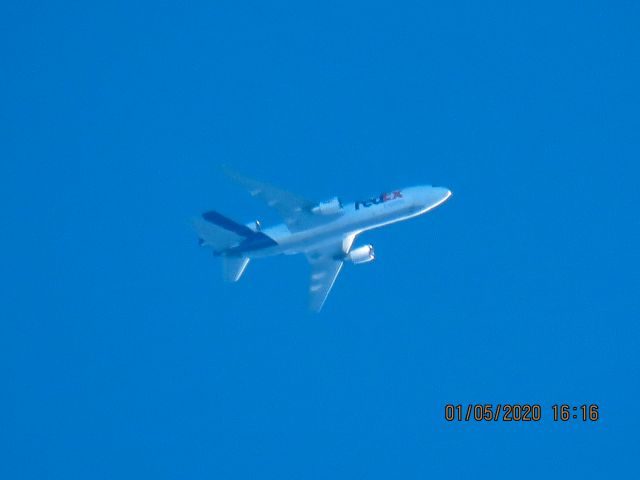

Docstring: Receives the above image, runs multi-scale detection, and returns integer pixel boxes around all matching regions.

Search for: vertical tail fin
[192,210,255,252]
[223,256,250,282]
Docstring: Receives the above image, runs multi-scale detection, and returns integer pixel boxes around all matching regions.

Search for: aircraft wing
[306,234,356,312]
[222,166,318,232]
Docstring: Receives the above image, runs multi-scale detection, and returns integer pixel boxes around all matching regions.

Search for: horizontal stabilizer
[223,256,250,282]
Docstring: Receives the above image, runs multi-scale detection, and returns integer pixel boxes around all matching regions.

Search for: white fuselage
[250,185,452,258]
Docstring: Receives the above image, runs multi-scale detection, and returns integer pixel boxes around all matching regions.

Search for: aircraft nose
[411,186,452,210]
[433,187,452,203]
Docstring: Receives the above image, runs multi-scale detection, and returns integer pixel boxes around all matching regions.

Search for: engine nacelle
[312,197,343,215]
[347,244,375,264]
[245,220,262,232]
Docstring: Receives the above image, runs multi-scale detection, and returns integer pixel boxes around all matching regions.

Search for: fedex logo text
[355,191,402,210]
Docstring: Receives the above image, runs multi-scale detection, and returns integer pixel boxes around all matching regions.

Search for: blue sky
[2,1,639,478]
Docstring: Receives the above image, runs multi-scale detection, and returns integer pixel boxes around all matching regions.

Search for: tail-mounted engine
[347,244,375,264]
[245,220,262,232]
[312,197,343,215]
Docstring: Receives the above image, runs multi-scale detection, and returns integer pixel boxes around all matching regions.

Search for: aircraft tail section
[223,256,250,282]
[192,210,255,252]
[192,210,254,281]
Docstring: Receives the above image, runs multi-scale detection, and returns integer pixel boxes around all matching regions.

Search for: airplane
[193,168,452,312]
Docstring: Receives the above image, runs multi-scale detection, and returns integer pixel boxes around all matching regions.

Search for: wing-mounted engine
[347,244,375,264]
[312,197,343,216]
